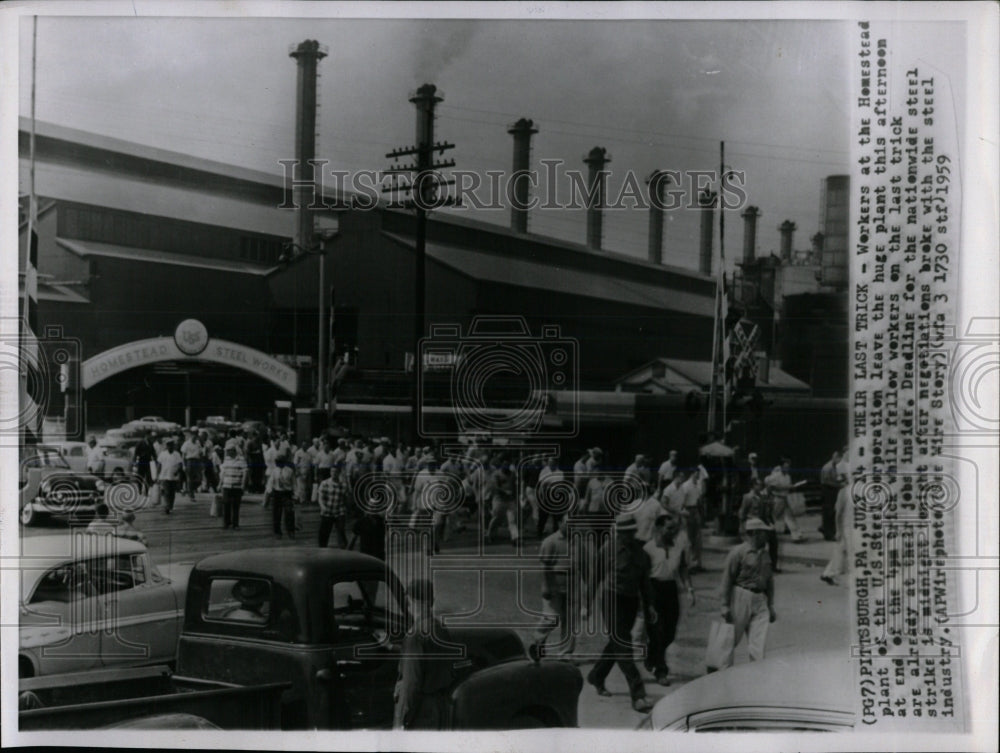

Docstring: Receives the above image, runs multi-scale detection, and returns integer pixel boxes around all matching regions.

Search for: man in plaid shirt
[318,462,349,548]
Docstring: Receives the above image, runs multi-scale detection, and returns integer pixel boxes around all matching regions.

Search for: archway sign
[81,319,298,394]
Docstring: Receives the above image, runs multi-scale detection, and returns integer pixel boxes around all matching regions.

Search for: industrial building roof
[56,238,280,276]
[382,232,715,316]
[616,357,810,393]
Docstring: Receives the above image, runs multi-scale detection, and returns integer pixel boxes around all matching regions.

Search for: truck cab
[177,547,582,729]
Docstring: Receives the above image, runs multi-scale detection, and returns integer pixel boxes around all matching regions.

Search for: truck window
[331,579,402,642]
[204,577,271,625]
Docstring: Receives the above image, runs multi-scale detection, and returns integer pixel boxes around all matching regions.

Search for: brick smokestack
[698,189,717,276]
[584,147,610,250]
[507,118,538,234]
[646,170,671,264]
[779,220,797,262]
[289,40,327,252]
[741,206,761,266]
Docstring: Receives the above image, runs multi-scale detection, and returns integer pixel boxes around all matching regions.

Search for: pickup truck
[20,547,583,730]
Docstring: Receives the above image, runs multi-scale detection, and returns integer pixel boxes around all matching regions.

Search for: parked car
[46,441,90,474]
[19,446,106,526]
[20,547,583,730]
[638,651,855,732]
[18,534,191,678]
[49,440,134,481]
[124,416,181,433]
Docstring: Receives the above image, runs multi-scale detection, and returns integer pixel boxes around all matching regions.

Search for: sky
[19,14,856,271]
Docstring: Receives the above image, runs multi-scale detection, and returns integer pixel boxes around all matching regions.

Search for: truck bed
[19,665,289,730]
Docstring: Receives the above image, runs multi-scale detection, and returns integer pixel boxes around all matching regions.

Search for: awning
[553,390,635,424]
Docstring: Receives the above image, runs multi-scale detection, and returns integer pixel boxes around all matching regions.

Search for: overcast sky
[21,15,857,269]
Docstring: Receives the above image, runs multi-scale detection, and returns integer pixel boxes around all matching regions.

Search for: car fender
[450,658,583,729]
[21,468,42,510]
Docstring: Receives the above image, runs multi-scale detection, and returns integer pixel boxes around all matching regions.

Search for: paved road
[23,492,849,728]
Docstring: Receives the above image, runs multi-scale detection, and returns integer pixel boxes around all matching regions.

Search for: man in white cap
[719,517,776,667]
[587,512,655,713]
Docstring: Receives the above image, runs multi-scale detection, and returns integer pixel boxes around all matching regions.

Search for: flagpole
[719,141,727,441]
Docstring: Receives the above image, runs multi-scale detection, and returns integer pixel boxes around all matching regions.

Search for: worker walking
[393,578,458,730]
[719,517,776,667]
[586,512,655,713]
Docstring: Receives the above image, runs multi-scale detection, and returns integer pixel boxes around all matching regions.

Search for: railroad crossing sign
[729,318,760,382]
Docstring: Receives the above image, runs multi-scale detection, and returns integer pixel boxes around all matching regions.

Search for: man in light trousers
[719,517,776,666]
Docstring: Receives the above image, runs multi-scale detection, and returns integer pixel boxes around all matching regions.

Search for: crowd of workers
[101,425,850,722]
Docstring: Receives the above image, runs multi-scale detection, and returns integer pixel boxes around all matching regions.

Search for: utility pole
[384,84,456,443]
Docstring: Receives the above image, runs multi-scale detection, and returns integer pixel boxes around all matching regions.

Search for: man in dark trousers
[587,512,655,713]
[393,578,457,730]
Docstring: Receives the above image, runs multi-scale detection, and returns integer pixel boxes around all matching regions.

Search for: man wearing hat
[719,517,776,667]
[394,578,457,730]
[587,512,656,713]
[224,579,269,623]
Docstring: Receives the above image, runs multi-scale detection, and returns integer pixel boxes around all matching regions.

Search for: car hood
[649,649,855,730]
[445,625,527,674]
[38,469,102,489]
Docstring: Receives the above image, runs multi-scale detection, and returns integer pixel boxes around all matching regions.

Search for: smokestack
[507,118,538,233]
[698,190,717,276]
[646,170,671,264]
[779,220,797,262]
[409,84,444,206]
[289,40,328,252]
[741,206,761,266]
[584,147,610,250]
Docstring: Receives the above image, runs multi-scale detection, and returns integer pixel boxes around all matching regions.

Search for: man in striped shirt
[220,445,249,529]
[318,462,349,548]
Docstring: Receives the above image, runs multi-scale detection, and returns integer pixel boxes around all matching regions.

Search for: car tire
[21,504,38,526]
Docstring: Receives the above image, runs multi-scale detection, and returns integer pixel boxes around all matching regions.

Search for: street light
[279,229,338,411]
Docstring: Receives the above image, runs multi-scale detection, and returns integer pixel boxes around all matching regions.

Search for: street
[25,493,849,728]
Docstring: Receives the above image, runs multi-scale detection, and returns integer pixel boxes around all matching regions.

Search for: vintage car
[50,440,133,479]
[639,651,855,732]
[124,416,181,434]
[20,446,107,526]
[178,547,584,729]
[19,534,190,679]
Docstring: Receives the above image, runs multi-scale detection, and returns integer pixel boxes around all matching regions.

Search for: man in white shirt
[765,458,804,542]
[624,454,651,496]
[679,468,705,571]
[156,439,184,514]
[641,511,695,683]
[180,431,203,501]
[657,451,678,495]
[660,469,687,515]
[86,436,106,477]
